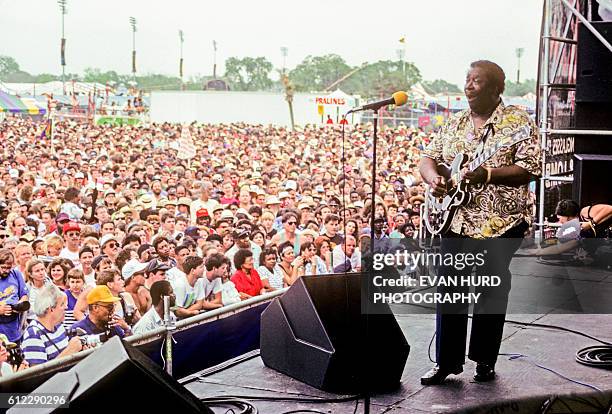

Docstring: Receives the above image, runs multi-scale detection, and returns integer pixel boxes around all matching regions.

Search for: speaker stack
[574,21,612,206]
[260,273,410,393]
[9,336,212,413]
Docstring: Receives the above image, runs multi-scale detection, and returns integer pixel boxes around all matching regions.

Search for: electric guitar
[424,125,532,235]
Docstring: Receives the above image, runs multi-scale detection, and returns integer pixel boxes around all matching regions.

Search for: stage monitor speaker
[260,273,410,393]
[13,336,211,413]
[575,22,612,155]
[573,154,612,207]
[576,21,612,102]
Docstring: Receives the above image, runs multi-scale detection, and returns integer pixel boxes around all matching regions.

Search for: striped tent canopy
[0,91,46,114]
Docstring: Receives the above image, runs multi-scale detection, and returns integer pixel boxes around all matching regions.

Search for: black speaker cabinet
[576,21,612,102]
[13,336,211,413]
[260,273,410,393]
[573,154,612,207]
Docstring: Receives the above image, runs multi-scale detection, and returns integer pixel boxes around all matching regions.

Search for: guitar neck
[466,126,530,173]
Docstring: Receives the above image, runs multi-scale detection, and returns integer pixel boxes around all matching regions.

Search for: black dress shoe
[420,365,463,385]
[474,363,496,382]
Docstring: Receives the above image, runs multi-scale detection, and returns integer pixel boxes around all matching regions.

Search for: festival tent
[0,91,46,114]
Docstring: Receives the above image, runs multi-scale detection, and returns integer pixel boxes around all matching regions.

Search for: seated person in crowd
[231,249,267,299]
[171,255,223,318]
[70,285,131,340]
[21,284,83,365]
[132,280,176,336]
[137,259,171,315]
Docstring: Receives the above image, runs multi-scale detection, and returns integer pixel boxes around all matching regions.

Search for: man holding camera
[70,285,131,340]
[0,249,29,344]
[21,285,83,366]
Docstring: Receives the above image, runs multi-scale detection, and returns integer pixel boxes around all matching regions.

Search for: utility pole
[213,40,218,79]
[58,0,67,95]
[515,47,524,84]
[179,30,184,90]
[130,17,137,83]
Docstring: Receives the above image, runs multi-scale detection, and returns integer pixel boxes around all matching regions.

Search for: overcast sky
[1,0,543,88]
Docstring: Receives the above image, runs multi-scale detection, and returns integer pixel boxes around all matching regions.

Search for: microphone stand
[364,108,380,414]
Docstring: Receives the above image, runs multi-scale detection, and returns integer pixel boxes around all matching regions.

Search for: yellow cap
[86,286,121,305]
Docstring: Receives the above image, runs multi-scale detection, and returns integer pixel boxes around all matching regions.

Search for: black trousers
[435,222,526,368]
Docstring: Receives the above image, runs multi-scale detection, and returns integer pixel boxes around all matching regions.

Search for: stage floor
[184,257,612,413]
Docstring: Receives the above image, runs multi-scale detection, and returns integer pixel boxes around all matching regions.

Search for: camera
[7,345,24,367]
[68,327,109,348]
[9,301,30,313]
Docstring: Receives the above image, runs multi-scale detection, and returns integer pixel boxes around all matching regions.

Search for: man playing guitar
[418,60,541,385]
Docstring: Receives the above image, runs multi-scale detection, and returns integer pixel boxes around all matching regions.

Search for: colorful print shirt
[422,102,541,238]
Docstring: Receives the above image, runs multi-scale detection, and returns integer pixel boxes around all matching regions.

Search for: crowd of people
[0,116,430,374]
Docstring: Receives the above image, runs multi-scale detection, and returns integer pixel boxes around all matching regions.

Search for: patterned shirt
[21,319,69,366]
[423,102,541,238]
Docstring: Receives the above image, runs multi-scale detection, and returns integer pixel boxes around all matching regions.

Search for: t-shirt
[21,319,69,365]
[221,281,241,306]
[258,266,284,290]
[133,307,176,336]
[59,248,80,267]
[0,269,29,342]
[166,267,186,284]
[557,218,581,243]
[171,275,221,308]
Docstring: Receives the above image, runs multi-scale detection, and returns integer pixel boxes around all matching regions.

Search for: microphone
[346,91,408,114]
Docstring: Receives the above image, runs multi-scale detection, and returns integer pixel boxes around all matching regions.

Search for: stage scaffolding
[536,0,612,240]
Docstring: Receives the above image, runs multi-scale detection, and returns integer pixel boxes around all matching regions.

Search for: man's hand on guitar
[429,175,447,197]
[462,166,488,185]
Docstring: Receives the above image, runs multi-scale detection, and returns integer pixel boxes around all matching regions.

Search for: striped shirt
[21,320,69,366]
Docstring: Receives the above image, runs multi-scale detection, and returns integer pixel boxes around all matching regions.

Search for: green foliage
[224,57,273,91]
[289,54,351,92]
[33,73,59,83]
[289,56,421,98]
[504,79,536,96]
[344,60,421,98]
[0,56,20,76]
[422,79,461,94]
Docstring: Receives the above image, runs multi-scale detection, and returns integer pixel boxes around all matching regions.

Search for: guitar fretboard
[467,125,531,172]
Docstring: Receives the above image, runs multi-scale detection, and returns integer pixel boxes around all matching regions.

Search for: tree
[34,73,59,83]
[224,57,273,91]
[83,67,120,84]
[289,54,351,92]
[504,79,536,96]
[0,56,20,76]
[422,79,461,94]
[344,60,422,98]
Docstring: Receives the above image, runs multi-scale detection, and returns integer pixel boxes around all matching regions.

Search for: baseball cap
[145,259,171,274]
[56,213,70,223]
[278,191,290,200]
[122,259,148,279]
[232,228,251,239]
[62,221,81,234]
[86,285,121,305]
[196,208,209,218]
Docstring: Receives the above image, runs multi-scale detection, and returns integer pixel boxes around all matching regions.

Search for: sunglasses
[105,242,118,249]
[287,221,297,225]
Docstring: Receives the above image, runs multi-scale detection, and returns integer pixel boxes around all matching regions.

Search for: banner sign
[177,125,197,159]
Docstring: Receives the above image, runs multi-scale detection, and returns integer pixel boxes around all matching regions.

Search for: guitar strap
[474,124,495,157]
